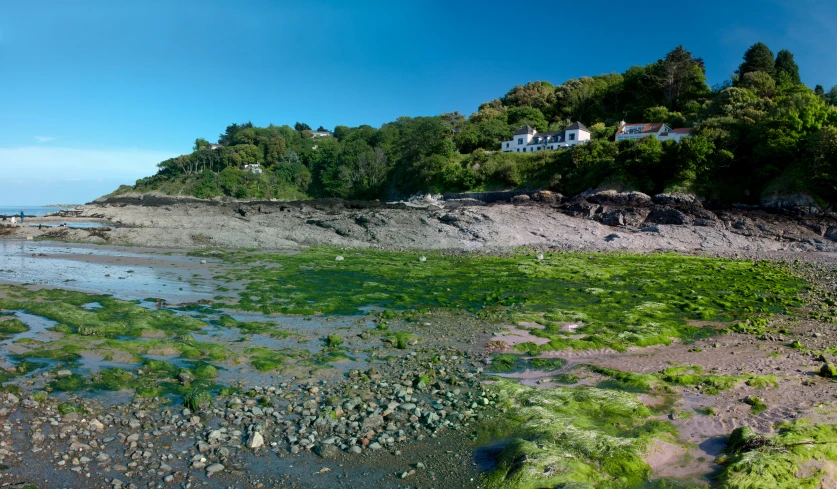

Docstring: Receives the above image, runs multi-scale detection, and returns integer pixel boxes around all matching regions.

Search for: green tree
[643,106,686,128]
[737,42,775,78]
[740,71,776,97]
[261,135,287,166]
[294,122,312,132]
[502,81,556,118]
[469,99,506,124]
[192,169,221,199]
[652,45,710,111]
[774,49,801,85]
[827,86,837,106]
[193,138,210,151]
[505,106,548,132]
[814,84,826,99]
[218,167,242,195]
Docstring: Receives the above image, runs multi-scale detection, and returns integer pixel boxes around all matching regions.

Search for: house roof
[565,121,590,132]
[513,125,537,136]
[670,128,692,134]
[618,123,667,134]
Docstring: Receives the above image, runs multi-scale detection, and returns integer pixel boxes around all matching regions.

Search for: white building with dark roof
[615,122,691,143]
[501,122,591,153]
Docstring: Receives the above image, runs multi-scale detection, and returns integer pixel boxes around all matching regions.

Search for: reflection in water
[0,240,216,302]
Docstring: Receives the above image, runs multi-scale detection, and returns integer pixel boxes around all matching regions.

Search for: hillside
[110,43,837,208]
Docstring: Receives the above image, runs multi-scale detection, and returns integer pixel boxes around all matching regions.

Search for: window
[505,143,509,148]
[569,133,575,141]
[523,147,526,152]
[518,138,523,145]
[516,148,519,152]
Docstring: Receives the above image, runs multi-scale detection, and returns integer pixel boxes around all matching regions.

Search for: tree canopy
[120,43,837,207]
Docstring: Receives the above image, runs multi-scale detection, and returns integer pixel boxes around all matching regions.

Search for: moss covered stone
[820,362,837,378]
[482,380,675,488]
[719,421,837,488]
[184,388,212,411]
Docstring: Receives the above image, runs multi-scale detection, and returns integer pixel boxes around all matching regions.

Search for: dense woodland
[117,43,837,206]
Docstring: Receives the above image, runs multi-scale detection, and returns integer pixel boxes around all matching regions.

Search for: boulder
[820,363,837,378]
[761,191,820,214]
[531,190,562,204]
[645,206,690,225]
[562,198,600,219]
[584,189,652,207]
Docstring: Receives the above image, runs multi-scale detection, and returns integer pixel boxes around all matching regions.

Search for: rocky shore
[3,190,835,254]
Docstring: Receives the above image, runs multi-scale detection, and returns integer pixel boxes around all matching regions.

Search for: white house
[209,143,224,150]
[501,122,591,153]
[244,163,263,174]
[310,130,334,138]
[615,122,691,143]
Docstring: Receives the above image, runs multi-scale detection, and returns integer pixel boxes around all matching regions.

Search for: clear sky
[1,0,836,204]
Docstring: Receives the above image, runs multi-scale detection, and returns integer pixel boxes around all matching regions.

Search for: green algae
[482,379,676,489]
[184,388,212,411]
[0,287,207,338]
[743,396,768,414]
[205,248,804,352]
[718,422,837,489]
[247,347,309,372]
[57,402,85,415]
[588,365,777,395]
[553,373,580,384]
[324,334,343,347]
[0,318,28,339]
[488,354,568,373]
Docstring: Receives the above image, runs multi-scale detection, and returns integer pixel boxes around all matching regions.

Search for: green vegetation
[488,354,567,373]
[718,422,837,488]
[0,318,28,339]
[589,365,777,395]
[482,380,676,488]
[57,402,85,415]
[184,388,212,411]
[552,373,580,384]
[112,43,837,207]
[744,395,768,414]
[324,334,343,347]
[247,347,309,372]
[209,248,804,352]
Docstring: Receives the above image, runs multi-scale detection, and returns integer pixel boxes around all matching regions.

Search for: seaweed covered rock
[725,426,774,454]
[481,380,674,488]
[719,421,837,488]
[184,388,212,411]
[820,362,837,378]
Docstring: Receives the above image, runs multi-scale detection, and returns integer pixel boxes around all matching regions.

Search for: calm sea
[0,206,76,217]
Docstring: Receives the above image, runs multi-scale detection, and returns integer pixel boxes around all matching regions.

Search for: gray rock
[314,444,339,459]
[247,431,264,449]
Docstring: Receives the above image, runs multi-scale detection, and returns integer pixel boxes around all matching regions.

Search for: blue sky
[1,0,836,204]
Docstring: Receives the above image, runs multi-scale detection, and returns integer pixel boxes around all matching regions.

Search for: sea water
[0,206,75,217]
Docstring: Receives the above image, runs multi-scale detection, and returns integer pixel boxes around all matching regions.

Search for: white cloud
[34,136,56,143]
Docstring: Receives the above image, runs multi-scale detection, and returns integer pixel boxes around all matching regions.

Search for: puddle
[29,222,109,229]
[0,240,222,302]
[3,311,60,346]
